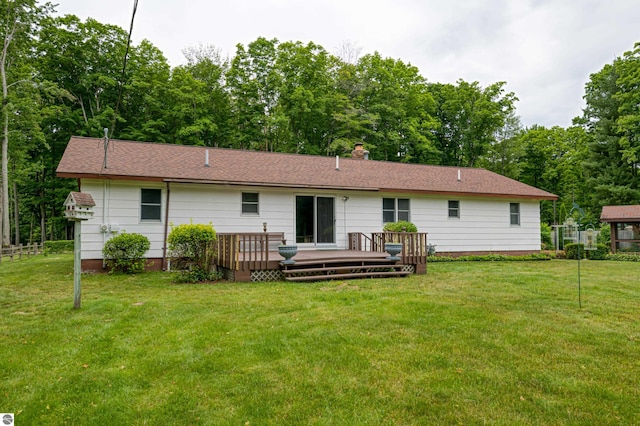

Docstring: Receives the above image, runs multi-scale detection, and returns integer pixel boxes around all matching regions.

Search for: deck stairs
[281,256,410,282]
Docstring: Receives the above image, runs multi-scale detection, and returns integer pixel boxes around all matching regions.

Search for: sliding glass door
[296,196,335,244]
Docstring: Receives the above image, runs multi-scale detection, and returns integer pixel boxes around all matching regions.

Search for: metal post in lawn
[563,203,597,309]
[564,202,589,309]
[577,226,581,309]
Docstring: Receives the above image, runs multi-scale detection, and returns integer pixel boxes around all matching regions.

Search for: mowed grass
[1,255,638,425]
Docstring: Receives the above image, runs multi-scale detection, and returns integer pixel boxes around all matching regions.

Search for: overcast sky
[54,0,639,128]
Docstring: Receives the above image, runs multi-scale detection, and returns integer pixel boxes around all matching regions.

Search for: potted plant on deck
[382,220,418,261]
[278,238,298,265]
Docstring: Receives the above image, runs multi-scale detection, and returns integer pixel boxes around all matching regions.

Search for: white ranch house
[56,137,557,275]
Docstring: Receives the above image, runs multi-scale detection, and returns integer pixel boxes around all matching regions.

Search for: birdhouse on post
[64,192,96,221]
[64,191,95,310]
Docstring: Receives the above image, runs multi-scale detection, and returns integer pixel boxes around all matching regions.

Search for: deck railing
[348,232,373,252]
[349,232,428,265]
[215,232,284,271]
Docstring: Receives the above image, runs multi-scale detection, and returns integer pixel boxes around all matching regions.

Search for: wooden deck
[214,232,427,282]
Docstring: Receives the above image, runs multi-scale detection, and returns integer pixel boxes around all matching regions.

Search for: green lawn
[1,255,638,425]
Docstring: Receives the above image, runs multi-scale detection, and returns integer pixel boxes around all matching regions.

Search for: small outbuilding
[600,205,640,253]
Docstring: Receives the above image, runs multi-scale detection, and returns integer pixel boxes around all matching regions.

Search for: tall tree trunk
[1,58,10,246]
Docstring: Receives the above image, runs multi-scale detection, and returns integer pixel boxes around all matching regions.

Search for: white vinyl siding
[78,180,543,261]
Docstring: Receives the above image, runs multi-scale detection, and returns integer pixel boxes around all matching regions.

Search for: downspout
[162,181,171,270]
[343,196,348,249]
[102,180,110,269]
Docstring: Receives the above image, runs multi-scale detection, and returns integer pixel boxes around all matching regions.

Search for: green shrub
[168,223,217,281]
[103,233,150,274]
[564,243,586,260]
[605,252,640,262]
[427,253,552,262]
[540,222,553,249]
[44,240,74,254]
[586,244,609,260]
[383,220,418,232]
[597,223,611,246]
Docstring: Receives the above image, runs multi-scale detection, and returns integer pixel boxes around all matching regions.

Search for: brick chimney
[351,143,369,160]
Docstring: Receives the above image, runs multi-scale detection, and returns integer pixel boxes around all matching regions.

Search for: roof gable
[56,137,558,200]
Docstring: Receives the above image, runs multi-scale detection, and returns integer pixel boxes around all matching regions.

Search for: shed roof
[600,205,640,222]
[56,137,558,200]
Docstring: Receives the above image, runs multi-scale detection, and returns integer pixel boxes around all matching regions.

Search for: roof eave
[380,188,558,200]
[163,178,380,191]
[601,217,640,222]
[57,173,558,200]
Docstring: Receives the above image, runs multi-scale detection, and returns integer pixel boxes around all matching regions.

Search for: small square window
[510,203,520,226]
[242,192,259,214]
[448,200,460,218]
[141,188,162,221]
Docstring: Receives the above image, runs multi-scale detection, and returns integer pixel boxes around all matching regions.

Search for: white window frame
[448,200,460,219]
[140,188,162,222]
[241,192,260,215]
[510,202,521,226]
[382,198,410,223]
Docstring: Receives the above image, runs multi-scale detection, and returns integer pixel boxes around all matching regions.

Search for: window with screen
[448,200,460,218]
[141,188,161,221]
[242,192,259,214]
[510,202,520,226]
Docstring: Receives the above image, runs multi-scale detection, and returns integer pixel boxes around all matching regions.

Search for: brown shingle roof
[600,205,640,222]
[56,137,558,200]
[67,191,96,207]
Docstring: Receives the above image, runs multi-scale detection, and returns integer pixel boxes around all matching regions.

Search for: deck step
[282,263,404,275]
[285,257,394,267]
[284,270,410,282]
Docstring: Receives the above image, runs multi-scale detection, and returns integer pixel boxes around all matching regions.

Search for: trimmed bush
[103,233,150,274]
[606,252,640,262]
[564,243,586,260]
[44,240,74,254]
[383,220,418,232]
[587,244,609,260]
[168,223,217,282]
[427,253,553,262]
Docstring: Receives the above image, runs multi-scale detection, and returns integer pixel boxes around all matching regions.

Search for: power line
[110,0,139,138]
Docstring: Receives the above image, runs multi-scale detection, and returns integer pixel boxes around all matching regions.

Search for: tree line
[1,0,639,246]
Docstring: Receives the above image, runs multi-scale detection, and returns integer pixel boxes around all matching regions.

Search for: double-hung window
[510,202,520,226]
[448,200,460,218]
[141,188,162,222]
[242,192,259,215]
[383,198,410,223]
